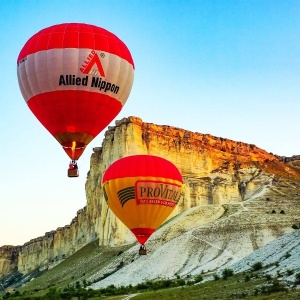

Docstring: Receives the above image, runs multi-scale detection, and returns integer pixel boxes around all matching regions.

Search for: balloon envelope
[102,155,183,244]
[17,23,134,160]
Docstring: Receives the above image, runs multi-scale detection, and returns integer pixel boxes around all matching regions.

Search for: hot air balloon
[102,155,183,255]
[17,23,134,177]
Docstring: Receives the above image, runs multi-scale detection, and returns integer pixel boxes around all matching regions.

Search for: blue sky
[1,0,300,246]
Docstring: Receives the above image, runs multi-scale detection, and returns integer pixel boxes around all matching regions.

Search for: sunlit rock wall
[85,116,291,246]
[1,116,296,277]
[0,246,19,278]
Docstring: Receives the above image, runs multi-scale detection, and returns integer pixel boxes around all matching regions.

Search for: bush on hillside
[252,262,263,271]
[222,268,234,280]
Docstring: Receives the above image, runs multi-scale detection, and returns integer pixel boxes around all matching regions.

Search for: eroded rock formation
[1,116,299,278]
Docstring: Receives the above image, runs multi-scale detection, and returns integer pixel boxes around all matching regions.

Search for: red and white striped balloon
[17,23,134,160]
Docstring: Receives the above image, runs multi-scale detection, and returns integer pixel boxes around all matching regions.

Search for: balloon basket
[139,244,147,255]
[68,169,79,177]
[139,249,147,255]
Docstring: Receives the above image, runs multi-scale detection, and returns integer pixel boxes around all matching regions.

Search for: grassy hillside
[2,270,300,299]
[16,241,132,293]
[133,274,300,300]
[1,235,300,299]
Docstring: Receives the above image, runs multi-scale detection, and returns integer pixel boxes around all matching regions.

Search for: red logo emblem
[80,50,105,77]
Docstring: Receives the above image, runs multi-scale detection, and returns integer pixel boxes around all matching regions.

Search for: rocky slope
[1,116,300,284]
[90,177,300,289]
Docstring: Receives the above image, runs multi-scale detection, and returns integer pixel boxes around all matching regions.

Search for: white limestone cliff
[1,116,299,278]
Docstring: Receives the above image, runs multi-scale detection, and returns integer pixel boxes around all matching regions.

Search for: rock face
[1,116,300,279]
[0,246,19,278]
[86,116,300,246]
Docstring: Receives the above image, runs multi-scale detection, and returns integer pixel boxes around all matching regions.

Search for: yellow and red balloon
[102,155,183,244]
[17,23,134,160]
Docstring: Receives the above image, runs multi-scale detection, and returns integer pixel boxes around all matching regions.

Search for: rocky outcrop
[86,116,300,246]
[0,246,19,278]
[1,116,300,279]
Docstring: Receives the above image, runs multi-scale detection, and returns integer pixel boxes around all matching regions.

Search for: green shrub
[295,272,300,284]
[177,279,186,286]
[252,262,263,271]
[162,279,172,288]
[287,269,294,276]
[194,275,203,283]
[136,282,148,290]
[245,274,251,282]
[265,274,272,280]
[254,279,287,295]
[222,268,234,280]
[267,279,287,293]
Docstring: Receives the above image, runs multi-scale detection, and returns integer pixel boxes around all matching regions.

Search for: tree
[45,287,61,300]
[295,272,300,284]
[252,262,263,271]
[222,268,234,280]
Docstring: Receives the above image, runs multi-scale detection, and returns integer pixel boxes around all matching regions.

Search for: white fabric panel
[17,48,134,105]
